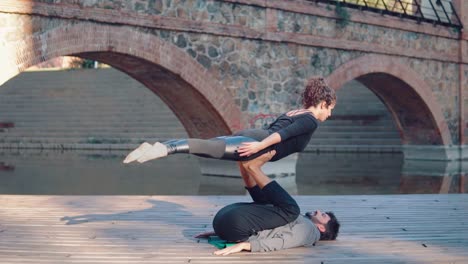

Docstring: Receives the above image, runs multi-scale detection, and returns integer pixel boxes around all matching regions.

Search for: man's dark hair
[319,212,340,240]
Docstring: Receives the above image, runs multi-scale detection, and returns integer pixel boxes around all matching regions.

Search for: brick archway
[326,54,452,146]
[1,24,242,138]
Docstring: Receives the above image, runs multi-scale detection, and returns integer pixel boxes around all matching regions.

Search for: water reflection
[0,150,465,195]
[296,152,403,195]
[0,149,202,195]
[400,159,465,194]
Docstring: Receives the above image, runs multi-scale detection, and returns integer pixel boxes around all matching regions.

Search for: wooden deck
[1,194,467,263]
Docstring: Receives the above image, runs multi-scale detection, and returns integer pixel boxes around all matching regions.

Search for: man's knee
[213,207,251,242]
[285,204,301,222]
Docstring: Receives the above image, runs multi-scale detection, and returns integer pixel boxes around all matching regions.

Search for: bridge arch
[326,54,452,148]
[1,24,242,138]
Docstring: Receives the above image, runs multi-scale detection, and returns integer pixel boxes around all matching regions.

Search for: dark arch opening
[357,73,443,145]
[77,52,232,138]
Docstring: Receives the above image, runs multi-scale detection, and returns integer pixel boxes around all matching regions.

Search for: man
[195,150,340,256]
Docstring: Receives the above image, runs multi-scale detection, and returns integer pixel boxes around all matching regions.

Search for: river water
[0,150,465,195]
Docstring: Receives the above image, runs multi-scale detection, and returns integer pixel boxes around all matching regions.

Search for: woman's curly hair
[301,77,337,108]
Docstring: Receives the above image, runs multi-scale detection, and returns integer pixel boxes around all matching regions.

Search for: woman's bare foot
[123,142,152,164]
[136,142,168,163]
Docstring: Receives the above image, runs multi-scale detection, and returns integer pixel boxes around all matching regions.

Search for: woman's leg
[132,136,257,163]
[124,129,274,163]
[185,128,271,160]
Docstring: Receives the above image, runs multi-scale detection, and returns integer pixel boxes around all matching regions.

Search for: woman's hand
[213,242,251,256]
[194,231,216,239]
[237,142,264,157]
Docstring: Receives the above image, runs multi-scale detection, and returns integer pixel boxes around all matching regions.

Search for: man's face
[306,210,331,231]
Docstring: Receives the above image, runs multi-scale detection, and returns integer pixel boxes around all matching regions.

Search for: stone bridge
[0,0,467,160]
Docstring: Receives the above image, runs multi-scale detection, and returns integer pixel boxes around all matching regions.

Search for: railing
[309,0,463,29]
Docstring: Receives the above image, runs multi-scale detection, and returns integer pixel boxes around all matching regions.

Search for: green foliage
[85,137,131,144]
[335,2,350,28]
[311,54,320,68]
[68,58,96,69]
[452,26,462,34]
[81,59,95,69]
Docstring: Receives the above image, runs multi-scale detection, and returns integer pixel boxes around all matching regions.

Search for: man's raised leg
[238,161,269,204]
[240,151,275,189]
[241,152,300,223]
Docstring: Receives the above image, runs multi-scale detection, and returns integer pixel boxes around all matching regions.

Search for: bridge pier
[401,158,467,193]
[198,154,299,195]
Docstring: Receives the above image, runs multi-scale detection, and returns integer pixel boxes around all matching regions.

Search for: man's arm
[194,231,216,238]
[213,242,251,256]
[238,133,281,157]
[214,235,311,255]
[238,116,317,157]
[248,221,316,252]
[213,220,316,255]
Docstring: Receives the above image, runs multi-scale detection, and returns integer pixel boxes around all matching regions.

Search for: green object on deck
[208,236,236,249]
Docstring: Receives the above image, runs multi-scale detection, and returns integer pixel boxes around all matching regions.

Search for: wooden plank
[0,194,467,264]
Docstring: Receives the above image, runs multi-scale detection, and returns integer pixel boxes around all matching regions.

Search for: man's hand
[213,242,251,256]
[238,142,264,157]
[194,231,216,239]
[238,132,281,157]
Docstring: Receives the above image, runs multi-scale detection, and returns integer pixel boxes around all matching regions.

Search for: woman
[123,77,336,164]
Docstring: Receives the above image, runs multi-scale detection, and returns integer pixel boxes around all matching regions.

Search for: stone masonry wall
[34,0,266,30]
[0,0,465,145]
[0,69,400,150]
[465,65,468,144]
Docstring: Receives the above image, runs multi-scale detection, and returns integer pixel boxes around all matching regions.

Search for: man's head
[305,210,340,240]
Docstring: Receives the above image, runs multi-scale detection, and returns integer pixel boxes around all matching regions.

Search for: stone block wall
[0,0,465,150]
[0,68,400,151]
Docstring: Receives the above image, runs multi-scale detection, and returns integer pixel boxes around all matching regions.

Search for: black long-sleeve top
[267,113,318,161]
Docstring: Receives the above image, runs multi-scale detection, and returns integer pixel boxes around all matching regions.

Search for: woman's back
[266,111,318,161]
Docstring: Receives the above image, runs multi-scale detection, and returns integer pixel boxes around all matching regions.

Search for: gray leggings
[163,129,273,161]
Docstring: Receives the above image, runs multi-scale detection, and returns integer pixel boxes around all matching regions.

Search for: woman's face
[316,101,335,122]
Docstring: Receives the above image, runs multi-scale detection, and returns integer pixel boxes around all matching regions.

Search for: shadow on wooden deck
[1,194,467,263]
